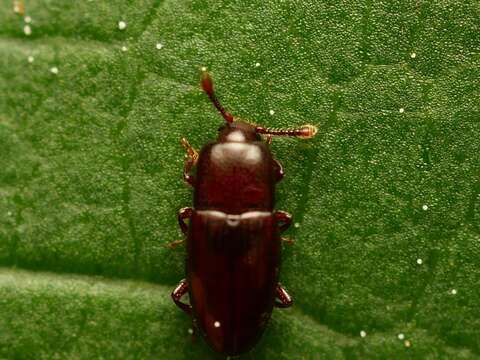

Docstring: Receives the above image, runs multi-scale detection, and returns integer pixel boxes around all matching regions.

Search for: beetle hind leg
[171,279,192,316]
[274,284,293,308]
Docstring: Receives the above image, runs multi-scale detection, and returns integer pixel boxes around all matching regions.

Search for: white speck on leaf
[13,2,23,14]
[399,108,405,113]
[156,43,164,50]
[422,204,428,211]
[269,109,275,116]
[121,46,128,52]
[201,66,207,72]
[294,222,300,228]
[360,330,367,338]
[7,211,12,216]
[255,62,261,67]
[118,21,127,30]
[451,289,457,295]
[404,340,411,347]
[410,52,416,58]
[417,258,423,265]
[27,56,34,63]
[50,67,59,75]
[398,333,405,340]
[24,16,32,23]
[188,328,194,334]
[23,25,32,36]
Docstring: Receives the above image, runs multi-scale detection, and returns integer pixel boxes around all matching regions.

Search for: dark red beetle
[171,71,317,356]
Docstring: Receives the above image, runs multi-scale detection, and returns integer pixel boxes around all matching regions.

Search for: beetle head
[217,121,262,143]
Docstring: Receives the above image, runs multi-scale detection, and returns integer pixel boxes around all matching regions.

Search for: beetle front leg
[181,138,199,187]
[171,279,192,316]
[178,207,193,235]
[274,284,293,308]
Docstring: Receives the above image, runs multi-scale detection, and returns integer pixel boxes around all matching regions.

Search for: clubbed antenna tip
[299,124,318,139]
[201,69,214,96]
[200,69,234,123]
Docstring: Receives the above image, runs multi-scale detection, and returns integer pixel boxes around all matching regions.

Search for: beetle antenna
[255,124,318,139]
[201,70,234,123]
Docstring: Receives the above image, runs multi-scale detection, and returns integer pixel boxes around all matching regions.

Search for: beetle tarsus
[165,239,185,249]
[274,284,293,308]
[281,237,295,246]
[172,279,192,315]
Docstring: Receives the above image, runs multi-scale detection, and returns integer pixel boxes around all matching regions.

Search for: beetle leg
[275,211,292,232]
[274,284,293,308]
[165,239,185,249]
[171,279,192,316]
[178,207,193,235]
[181,138,198,187]
[273,159,284,182]
[282,237,295,245]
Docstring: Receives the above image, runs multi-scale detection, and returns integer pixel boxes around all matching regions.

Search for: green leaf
[0,0,478,358]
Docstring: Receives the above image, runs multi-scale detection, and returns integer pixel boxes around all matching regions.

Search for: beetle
[170,70,317,356]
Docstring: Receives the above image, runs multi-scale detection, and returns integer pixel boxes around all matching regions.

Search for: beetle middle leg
[166,207,193,248]
[275,210,294,245]
[275,210,292,232]
[178,207,193,235]
[274,284,293,308]
[181,138,198,186]
[171,279,192,316]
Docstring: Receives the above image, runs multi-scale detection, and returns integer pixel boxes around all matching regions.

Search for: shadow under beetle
[171,70,317,356]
